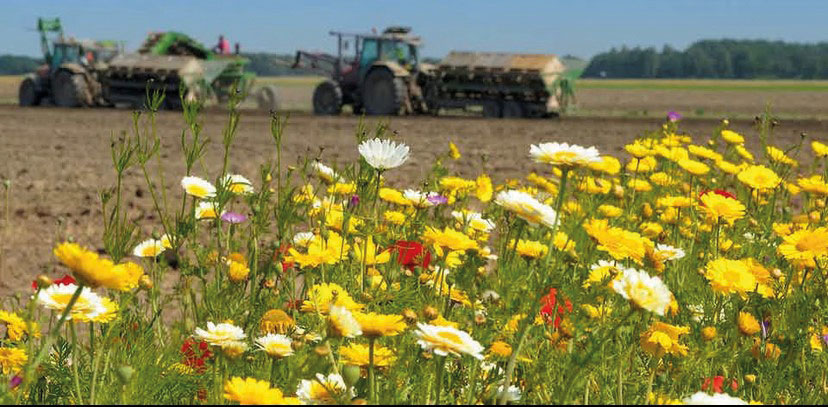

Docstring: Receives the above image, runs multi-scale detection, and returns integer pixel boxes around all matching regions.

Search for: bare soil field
[1,104,826,296]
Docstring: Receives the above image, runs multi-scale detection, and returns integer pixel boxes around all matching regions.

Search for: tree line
[582,39,828,79]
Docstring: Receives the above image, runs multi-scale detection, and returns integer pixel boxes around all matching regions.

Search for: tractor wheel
[52,71,91,108]
[482,102,501,118]
[256,85,280,112]
[312,80,342,115]
[501,101,525,118]
[18,77,41,106]
[362,68,407,116]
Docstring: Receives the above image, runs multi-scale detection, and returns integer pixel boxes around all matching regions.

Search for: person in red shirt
[214,35,230,55]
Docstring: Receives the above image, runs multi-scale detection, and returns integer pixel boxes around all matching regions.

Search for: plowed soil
[1,105,826,294]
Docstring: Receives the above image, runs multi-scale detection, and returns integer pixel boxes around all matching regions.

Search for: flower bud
[36,275,53,289]
[402,309,418,324]
[139,275,154,290]
[701,326,717,341]
[314,344,331,357]
[116,365,135,384]
[423,306,439,321]
[744,374,756,383]
[342,365,361,387]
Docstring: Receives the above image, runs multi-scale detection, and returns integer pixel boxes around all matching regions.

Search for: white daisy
[311,161,342,184]
[36,284,106,321]
[451,210,496,233]
[496,385,522,403]
[181,176,216,199]
[358,138,410,170]
[414,323,484,360]
[530,142,601,167]
[327,305,362,338]
[193,321,246,347]
[682,391,748,405]
[195,201,223,220]
[494,190,559,229]
[222,174,254,195]
[292,232,316,248]
[255,333,294,358]
[297,373,354,405]
[612,268,672,316]
[654,243,686,261]
[133,239,166,258]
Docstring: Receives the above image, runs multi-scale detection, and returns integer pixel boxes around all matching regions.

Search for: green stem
[71,322,84,404]
[368,337,376,403]
[433,356,446,405]
[25,284,84,387]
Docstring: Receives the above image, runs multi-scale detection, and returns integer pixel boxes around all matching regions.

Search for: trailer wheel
[482,102,501,118]
[52,71,90,108]
[18,77,41,106]
[256,85,281,112]
[501,101,525,118]
[362,68,407,116]
[312,81,342,115]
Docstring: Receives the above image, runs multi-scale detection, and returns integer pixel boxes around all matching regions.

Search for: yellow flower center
[437,331,463,344]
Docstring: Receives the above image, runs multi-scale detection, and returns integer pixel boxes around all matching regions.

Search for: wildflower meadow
[2,91,828,405]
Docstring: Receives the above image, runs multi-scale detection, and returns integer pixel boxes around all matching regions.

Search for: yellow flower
[302,283,363,314]
[260,309,295,335]
[578,176,612,194]
[353,236,391,266]
[738,165,781,190]
[688,145,723,161]
[422,226,478,252]
[738,312,761,336]
[699,193,745,225]
[488,340,513,358]
[625,140,657,158]
[627,156,658,173]
[721,129,745,144]
[54,242,142,291]
[379,188,412,206]
[440,176,476,195]
[589,155,622,175]
[0,347,27,374]
[778,227,828,266]
[627,179,652,192]
[354,312,407,338]
[657,196,692,208]
[677,158,710,176]
[735,145,754,162]
[812,140,828,157]
[701,326,717,341]
[224,377,297,405]
[598,204,623,218]
[327,305,362,338]
[340,342,396,367]
[751,339,781,360]
[508,239,548,259]
[0,311,38,341]
[527,172,558,194]
[650,172,675,187]
[475,174,494,202]
[327,182,356,195]
[798,175,828,196]
[228,260,250,283]
[288,232,350,269]
[639,222,663,239]
[766,145,798,167]
[449,141,461,160]
[383,210,406,225]
[704,258,757,296]
[584,219,651,264]
[640,322,689,358]
[716,159,742,175]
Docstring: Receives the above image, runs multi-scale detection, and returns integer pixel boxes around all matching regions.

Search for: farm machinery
[294,26,575,118]
[19,18,278,110]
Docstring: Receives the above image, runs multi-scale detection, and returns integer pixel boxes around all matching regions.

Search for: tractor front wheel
[52,71,91,108]
[18,77,41,107]
[312,81,342,115]
[256,85,280,112]
[362,68,407,116]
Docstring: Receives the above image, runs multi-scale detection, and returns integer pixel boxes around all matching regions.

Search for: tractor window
[360,39,378,69]
[379,40,412,65]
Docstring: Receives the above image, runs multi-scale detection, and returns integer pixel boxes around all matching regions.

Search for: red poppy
[702,376,738,393]
[393,241,431,271]
[539,288,572,329]
[31,274,76,290]
[181,339,212,373]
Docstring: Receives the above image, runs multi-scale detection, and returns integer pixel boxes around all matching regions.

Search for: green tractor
[104,31,278,110]
[19,17,121,107]
[294,26,575,118]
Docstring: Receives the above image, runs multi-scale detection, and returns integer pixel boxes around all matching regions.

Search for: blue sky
[1,1,826,59]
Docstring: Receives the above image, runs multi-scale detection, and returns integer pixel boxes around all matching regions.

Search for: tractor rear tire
[18,77,41,107]
[256,85,280,112]
[312,80,342,115]
[52,71,90,108]
[362,68,407,116]
[501,101,525,118]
